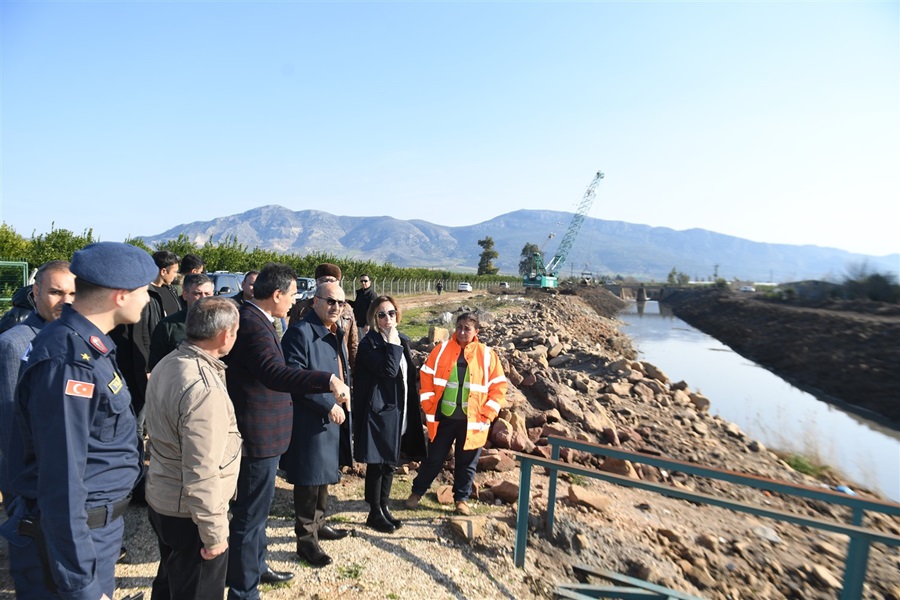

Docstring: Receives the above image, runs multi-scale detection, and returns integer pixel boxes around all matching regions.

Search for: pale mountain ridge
[139,205,899,282]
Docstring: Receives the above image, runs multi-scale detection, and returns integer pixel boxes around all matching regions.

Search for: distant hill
[139,205,899,282]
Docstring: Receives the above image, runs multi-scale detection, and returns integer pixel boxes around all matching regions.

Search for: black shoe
[297,540,332,568]
[381,505,402,529]
[260,566,295,584]
[366,510,396,534]
[318,524,350,541]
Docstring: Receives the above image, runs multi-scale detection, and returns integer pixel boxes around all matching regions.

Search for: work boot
[455,500,471,516]
[404,493,421,509]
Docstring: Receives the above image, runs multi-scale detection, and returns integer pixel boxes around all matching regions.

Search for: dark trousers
[226,454,279,600]
[10,515,123,600]
[365,463,396,509]
[293,484,329,541]
[411,418,482,502]
[148,506,228,600]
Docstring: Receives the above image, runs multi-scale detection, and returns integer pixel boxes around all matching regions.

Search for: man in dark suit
[223,263,350,600]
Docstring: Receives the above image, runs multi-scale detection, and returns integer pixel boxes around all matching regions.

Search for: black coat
[352,330,427,465]
[280,310,351,486]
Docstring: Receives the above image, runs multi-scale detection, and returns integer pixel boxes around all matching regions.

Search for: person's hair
[180,254,205,273]
[73,278,110,301]
[359,274,370,280]
[456,311,480,329]
[367,295,401,329]
[253,263,296,300]
[152,250,180,270]
[242,270,259,283]
[183,272,212,292]
[185,296,239,342]
[35,260,71,288]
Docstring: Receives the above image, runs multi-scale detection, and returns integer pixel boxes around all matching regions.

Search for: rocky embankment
[661,289,900,424]
[426,287,900,599]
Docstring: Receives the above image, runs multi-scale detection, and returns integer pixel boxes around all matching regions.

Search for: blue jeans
[226,455,280,600]
[411,419,482,502]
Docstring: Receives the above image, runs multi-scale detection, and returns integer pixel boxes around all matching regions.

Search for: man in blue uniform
[2,242,157,600]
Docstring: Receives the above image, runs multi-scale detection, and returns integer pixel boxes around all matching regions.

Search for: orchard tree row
[0,223,510,287]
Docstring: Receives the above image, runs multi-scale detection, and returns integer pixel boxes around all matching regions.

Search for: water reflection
[619,301,900,502]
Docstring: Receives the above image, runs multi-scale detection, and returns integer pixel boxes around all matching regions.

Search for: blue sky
[2,1,897,258]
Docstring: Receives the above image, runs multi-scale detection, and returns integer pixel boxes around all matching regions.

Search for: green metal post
[514,457,534,568]
[840,533,871,600]
[547,441,561,534]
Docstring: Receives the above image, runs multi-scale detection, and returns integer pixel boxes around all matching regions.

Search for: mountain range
[139,205,899,282]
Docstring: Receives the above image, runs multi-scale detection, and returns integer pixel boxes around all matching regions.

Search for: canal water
[618,300,900,502]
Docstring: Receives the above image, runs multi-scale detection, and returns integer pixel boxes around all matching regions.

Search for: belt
[85,494,132,528]
[18,494,132,536]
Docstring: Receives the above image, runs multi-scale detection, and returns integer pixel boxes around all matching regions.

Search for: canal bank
[620,300,900,501]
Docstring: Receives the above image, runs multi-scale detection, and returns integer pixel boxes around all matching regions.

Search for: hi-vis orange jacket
[419,334,507,450]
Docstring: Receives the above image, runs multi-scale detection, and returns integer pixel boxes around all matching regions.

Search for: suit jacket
[223,303,332,458]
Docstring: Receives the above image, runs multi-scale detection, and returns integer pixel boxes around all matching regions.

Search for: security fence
[338,278,522,297]
[0,261,29,309]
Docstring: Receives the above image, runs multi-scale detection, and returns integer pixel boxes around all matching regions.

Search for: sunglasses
[377,310,397,319]
[360,279,370,283]
[317,297,346,307]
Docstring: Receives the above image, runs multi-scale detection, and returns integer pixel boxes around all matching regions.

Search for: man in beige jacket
[144,296,242,600]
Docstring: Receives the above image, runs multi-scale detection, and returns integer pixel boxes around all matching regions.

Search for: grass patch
[778,452,831,479]
[564,473,587,486]
[338,562,365,579]
[328,514,353,523]
[260,580,294,591]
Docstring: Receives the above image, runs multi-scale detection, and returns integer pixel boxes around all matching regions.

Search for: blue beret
[70,242,159,290]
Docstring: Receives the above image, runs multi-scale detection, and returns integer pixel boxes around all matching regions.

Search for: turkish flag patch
[65,380,95,398]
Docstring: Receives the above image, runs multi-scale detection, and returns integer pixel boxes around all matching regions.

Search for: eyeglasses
[317,297,346,307]
[360,279,370,283]
[377,310,397,319]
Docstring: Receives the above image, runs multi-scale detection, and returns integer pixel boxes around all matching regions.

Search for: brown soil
[661,289,900,424]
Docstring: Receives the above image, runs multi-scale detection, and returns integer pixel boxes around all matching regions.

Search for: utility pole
[713,264,720,279]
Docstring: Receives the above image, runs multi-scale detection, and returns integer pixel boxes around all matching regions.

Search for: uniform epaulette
[69,333,96,368]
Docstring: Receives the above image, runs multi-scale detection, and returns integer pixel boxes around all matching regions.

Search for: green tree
[28,225,96,267]
[667,267,678,285]
[156,233,199,260]
[0,223,29,260]
[124,236,153,253]
[477,237,499,276]
[518,242,540,276]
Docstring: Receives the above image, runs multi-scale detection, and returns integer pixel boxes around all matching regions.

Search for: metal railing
[513,436,900,600]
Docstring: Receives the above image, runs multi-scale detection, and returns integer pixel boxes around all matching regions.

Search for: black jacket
[0,286,35,335]
[352,330,427,464]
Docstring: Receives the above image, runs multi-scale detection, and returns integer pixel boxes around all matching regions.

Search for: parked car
[499,282,510,289]
[458,282,473,292]
[207,272,244,297]
[739,285,756,293]
[296,277,317,300]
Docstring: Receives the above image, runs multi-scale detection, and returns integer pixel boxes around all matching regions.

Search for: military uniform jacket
[7,304,140,599]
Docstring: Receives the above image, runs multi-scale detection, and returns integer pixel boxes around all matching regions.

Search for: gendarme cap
[70,242,159,290]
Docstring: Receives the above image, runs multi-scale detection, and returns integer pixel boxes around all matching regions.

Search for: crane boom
[523,170,604,290]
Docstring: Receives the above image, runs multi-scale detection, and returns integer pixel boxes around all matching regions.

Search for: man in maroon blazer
[223,263,350,600]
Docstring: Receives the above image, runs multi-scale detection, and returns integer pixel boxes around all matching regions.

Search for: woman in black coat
[353,295,427,533]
